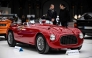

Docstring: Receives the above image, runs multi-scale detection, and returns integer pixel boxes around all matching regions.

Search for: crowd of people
[14,3,70,27]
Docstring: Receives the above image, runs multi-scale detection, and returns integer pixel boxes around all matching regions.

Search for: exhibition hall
[0,0,92,58]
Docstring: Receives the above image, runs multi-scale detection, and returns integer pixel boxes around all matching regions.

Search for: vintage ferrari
[7,20,84,54]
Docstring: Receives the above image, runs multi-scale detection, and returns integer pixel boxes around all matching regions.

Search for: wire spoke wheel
[37,37,44,51]
[8,32,13,44]
[36,35,49,54]
[7,31,16,47]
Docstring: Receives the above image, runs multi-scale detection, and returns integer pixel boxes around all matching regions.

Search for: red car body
[7,21,84,54]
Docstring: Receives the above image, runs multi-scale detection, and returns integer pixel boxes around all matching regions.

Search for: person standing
[47,4,57,25]
[21,15,26,23]
[59,3,70,27]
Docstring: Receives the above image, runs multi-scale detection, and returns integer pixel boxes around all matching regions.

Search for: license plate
[84,26,92,29]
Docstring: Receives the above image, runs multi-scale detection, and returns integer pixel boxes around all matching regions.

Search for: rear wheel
[7,31,16,47]
[36,34,49,54]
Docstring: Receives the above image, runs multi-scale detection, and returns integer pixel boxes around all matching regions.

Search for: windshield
[28,19,53,24]
[84,13,92,19]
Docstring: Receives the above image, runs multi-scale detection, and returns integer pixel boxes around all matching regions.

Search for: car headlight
[50,34,55,41]
[79,33,83,39]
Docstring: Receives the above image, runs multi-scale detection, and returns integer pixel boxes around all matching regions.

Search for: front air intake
[60,35,77,45]
[0,24,6,26]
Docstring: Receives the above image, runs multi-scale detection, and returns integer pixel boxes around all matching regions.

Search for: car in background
[74,13,92,36]
[0,14,17,39]
[7,20,84,54]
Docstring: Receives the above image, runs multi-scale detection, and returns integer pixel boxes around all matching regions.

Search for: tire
[71,45,82,50]
[4,34,7,40]
[78,45,82,50]
[36,34,49,54]
[7,31,16,47]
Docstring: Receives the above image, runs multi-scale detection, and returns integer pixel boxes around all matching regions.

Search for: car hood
[36,24,80,35]
[50,26,74,34]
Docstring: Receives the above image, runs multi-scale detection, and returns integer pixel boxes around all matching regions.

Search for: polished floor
[0,36,92,58]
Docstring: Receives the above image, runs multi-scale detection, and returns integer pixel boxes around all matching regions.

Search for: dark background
[0,0,92,19]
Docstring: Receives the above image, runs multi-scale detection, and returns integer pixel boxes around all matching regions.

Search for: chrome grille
[60,35,77,45]
[0,24,6,26]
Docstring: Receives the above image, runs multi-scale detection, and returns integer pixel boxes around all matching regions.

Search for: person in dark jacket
[59,3,70,27]
[47,4,57,25]
[21,15,26,23]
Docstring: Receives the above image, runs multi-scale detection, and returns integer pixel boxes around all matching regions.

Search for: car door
[10,23,23,41]
[20,24,38,44]
[14,25,25,41]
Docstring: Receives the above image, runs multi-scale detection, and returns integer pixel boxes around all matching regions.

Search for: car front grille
[0,24,6,26]
[60,35,77,45]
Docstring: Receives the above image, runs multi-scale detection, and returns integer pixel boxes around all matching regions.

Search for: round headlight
[79,33,83,39]
[50,34,55,41]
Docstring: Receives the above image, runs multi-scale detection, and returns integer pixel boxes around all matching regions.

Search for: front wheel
[36,34,49,54]
[7,31,16,47]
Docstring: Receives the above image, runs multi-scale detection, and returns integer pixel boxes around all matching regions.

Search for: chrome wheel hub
[37,37,44,51]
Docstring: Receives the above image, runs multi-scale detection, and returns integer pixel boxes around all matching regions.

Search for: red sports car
[7,20,84,54]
